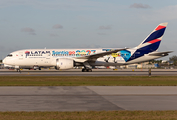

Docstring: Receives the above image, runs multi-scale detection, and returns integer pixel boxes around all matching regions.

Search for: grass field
[0,111,177,120]
[0,76,177,86]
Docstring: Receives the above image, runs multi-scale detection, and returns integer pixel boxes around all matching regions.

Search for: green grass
[0,76,177,86]
[0,111,177,120]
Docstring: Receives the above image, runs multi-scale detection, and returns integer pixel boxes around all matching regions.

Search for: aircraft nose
[2,58,6,64]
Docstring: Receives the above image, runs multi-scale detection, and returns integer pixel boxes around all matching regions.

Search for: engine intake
[56,58,74,70]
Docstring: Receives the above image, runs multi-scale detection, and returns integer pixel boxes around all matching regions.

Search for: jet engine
[55,58,74,70]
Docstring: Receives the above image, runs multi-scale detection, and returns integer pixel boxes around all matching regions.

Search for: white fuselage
[3,48,162,69]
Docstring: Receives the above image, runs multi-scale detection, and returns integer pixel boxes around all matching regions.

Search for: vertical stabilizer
[125,23,168,62]
[137,22,168,50]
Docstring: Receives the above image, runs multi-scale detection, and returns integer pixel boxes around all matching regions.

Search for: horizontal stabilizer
[148,51,173,56]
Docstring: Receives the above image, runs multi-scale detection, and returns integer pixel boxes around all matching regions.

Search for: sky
[0,0,177,60]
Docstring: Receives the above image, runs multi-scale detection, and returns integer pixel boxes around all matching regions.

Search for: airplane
[3,22,172,72]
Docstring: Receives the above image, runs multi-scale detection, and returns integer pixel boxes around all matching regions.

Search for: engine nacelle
[56,58,74,70]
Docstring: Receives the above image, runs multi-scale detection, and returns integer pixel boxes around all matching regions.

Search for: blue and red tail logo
[142,24,166,46]
[122,23,168,62]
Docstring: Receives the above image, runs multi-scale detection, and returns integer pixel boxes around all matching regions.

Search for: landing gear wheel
[87,69,92,72]
[82,69,87,72]
[82,68,92,72]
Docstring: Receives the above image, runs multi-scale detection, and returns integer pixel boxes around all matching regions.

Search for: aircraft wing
[148,51,173,56]
[75,48,128,61]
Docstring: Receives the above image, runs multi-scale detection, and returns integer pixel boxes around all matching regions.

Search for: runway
[1,86,177,111]
[0,69,177,76]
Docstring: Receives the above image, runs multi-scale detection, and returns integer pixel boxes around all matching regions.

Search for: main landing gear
[82,62,92,72]
[82,68,92,72]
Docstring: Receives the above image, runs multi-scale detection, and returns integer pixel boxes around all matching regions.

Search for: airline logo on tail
[121,23,168,62]
[141,23,167,46]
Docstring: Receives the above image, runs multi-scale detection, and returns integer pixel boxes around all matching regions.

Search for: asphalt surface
[0,69,177,76]
[1,86,177,111]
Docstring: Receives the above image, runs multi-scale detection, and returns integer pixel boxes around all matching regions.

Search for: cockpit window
[7,54,13,57]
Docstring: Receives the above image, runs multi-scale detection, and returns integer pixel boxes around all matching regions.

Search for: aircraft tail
[137,22,168,51]
[121,23,168,62]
